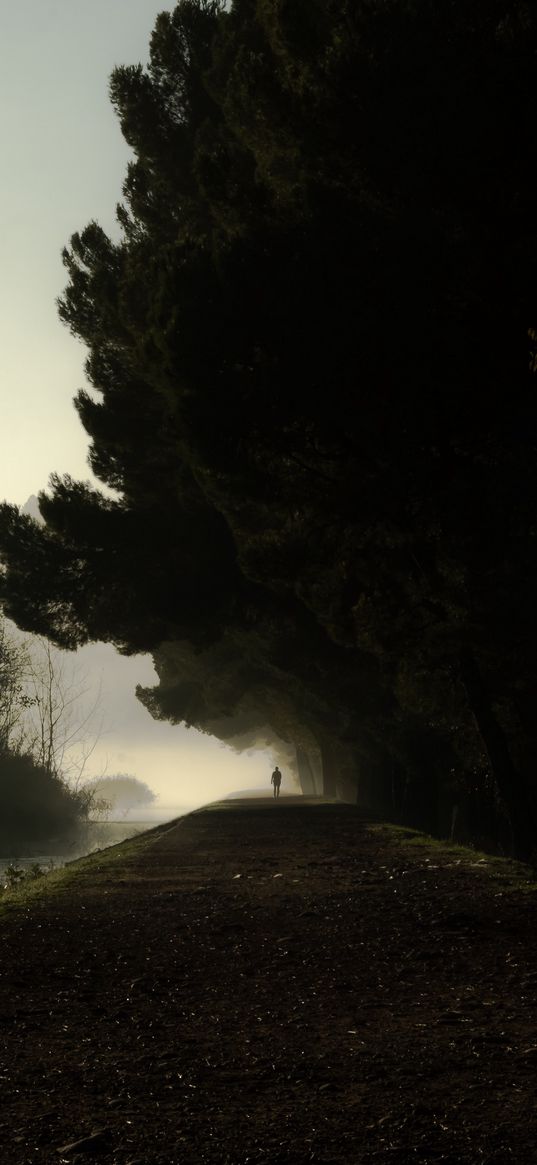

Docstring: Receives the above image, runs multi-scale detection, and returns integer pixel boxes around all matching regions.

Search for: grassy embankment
[0,816,179,919]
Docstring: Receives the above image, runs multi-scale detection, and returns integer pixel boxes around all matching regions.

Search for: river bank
[0,820,156,878]
[1,797,537,1163]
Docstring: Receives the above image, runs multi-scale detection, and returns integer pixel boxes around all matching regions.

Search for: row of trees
[0,1,536,856]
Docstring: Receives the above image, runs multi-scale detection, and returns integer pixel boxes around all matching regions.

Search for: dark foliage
[0,1,536,855]
[0,751,88,854]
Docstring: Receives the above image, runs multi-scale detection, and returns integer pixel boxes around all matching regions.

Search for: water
[0,820,154,876]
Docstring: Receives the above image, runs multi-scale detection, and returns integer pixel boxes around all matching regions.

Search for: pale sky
[0,1,281,812]
[0,0,176,504]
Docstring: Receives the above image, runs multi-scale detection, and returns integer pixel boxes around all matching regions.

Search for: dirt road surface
[1,797,537,1164]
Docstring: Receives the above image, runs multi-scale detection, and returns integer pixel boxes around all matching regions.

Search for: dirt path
[1,797,537,1164]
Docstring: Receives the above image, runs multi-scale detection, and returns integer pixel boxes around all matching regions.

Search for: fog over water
[0,820,153,874]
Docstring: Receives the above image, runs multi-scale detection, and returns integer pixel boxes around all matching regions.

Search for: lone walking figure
[271,765,282,799]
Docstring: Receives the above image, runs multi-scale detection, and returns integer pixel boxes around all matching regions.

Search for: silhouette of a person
[271,766,282,798]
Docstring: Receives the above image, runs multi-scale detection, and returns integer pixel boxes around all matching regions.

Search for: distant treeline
[0,1,536,858]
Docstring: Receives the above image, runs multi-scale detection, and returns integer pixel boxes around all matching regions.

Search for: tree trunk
[296,747,318,796]
[319,737,338,798]
[460,649,535,862]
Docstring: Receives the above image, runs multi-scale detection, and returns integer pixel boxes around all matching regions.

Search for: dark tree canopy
[1,0,537,856]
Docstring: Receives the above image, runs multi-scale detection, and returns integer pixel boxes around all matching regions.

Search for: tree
[0,616,94,852]
[0,617,33,754]
[84,774,156,819]
[1,2,537,854]
[23,638,103,785]
[0,751,89,855]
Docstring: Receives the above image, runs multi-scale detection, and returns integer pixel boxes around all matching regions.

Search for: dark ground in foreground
[1,797,537,1165]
